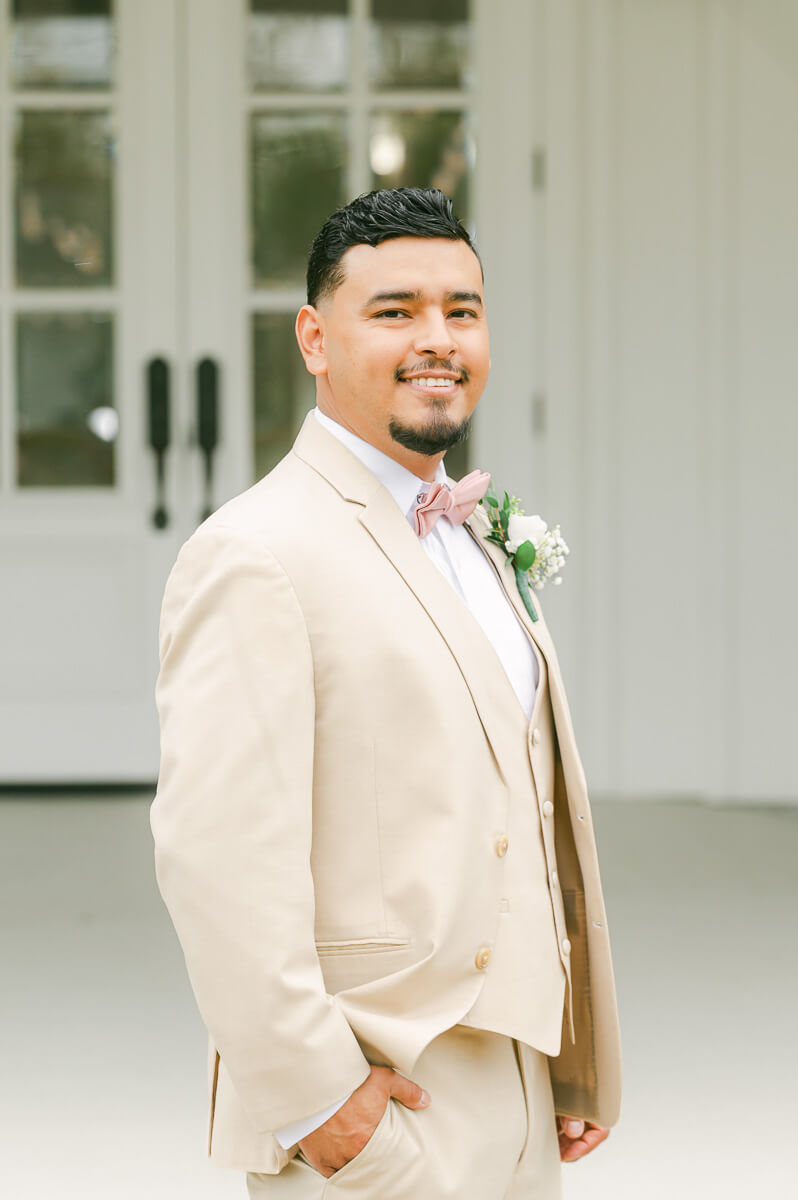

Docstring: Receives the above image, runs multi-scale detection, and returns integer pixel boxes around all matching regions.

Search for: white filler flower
[528,525,570,592]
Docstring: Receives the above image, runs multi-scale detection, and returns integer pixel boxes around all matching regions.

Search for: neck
[316,400,443,482]
[381,444,443,482]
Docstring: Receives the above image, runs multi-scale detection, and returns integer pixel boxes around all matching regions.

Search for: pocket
[323,1100,422,1196]
[321,1102,394,1191]
[314,936,410,957]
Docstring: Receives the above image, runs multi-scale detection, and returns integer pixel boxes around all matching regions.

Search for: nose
[413,309,457,359]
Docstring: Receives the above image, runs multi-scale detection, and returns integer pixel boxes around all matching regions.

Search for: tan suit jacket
[151,414,621,1173]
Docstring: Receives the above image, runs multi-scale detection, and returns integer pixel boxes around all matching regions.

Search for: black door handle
[147,357,170,530]
[196,357,220,523]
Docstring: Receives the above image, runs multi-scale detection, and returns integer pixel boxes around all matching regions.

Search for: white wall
[515,0,798,801]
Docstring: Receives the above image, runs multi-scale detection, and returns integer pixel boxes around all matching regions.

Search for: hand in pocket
[298,1066,430,1178]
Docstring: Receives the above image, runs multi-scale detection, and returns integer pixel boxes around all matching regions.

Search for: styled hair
[306,187,481,306]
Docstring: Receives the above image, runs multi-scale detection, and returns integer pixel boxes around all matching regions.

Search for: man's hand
[297,1066,431,1178]
[556,1115,609,1162]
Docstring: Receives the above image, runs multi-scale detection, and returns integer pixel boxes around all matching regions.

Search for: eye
[448,308,478,319]
[374,309,408,319]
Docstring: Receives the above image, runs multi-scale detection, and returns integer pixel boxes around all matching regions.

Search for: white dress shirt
[273,408,540,1149]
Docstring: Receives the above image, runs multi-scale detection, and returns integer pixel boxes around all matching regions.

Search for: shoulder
[161,455,309,616]
[175,449,347,568]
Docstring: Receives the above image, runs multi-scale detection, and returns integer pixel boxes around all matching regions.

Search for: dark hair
[306,187,481,307]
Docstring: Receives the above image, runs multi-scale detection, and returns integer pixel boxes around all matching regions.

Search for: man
[152,187,621,1198]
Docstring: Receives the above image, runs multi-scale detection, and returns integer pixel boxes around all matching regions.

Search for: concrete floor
[0,795,795,1199]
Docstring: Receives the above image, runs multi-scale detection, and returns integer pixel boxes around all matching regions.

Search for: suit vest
[459,643,574,1056]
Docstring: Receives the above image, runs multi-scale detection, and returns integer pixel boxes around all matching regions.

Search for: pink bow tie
[413,469,492,538]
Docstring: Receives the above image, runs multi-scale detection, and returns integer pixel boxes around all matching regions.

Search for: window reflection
[12,0,115,90]
[248,0,349,92]
[369,0,470,90]
[369,110,472,219]
[16,311,115,488]
[15,109,115,287]
[252,313,315,480]
[250,110,346,286]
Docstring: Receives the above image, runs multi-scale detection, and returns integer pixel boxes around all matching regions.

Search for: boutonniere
[475,487,569,622]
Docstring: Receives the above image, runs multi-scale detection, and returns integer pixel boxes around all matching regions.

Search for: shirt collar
[314,407,447,521]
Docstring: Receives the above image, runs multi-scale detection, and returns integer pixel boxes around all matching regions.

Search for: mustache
[395,359,470,383]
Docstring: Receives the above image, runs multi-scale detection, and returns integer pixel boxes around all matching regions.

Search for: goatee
[389,412,472,456]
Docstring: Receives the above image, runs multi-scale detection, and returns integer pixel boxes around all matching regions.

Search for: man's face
[297,236,490,471]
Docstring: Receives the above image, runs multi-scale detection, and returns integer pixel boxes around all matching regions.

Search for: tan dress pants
[246,1026,562,1200]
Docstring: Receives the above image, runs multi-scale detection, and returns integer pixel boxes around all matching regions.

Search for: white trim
[700,0,740,800]
[248,288,306,312]
[0,301,12,498]
[347,0,370,199]
[183,0,250,507]
[245,89,470,112]
[580,0,617,794]
[7,290,119,308]
[2,91,114,109]
[470,0,536,495]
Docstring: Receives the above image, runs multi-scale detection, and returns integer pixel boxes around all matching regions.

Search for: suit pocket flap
[315,936,411,956]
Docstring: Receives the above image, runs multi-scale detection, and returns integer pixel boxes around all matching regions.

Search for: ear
[295,305,328,376]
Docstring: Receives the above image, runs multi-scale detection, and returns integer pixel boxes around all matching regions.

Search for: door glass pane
[370,0,470,90]
[248,0,349,92]
[252,313,314,479]
[16,311,116,487]
[369,110,472,218]
[15,109,115,287]
[251,110,346,287]
[11,0,114,90]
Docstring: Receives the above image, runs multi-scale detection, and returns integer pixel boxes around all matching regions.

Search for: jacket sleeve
[151,524,371,1132]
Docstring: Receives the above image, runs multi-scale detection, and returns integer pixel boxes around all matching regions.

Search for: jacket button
[475,946,492,970]
[495,834,509,858]
[542,800,554,817]
[531,727,542,745]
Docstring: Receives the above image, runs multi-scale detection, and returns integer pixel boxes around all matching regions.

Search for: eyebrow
[361,289,484,310]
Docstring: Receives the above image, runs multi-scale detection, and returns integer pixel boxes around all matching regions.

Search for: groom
[152,187,621,1197]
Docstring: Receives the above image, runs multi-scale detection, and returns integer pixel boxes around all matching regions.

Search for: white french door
[0,0,536,783]
[0,0,191,781]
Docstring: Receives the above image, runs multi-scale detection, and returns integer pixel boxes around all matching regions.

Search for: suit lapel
[465,509,585,777]
[294,413,585,801]
[357,489,528,779]
[293,415,527,780]
[464,508,559,671]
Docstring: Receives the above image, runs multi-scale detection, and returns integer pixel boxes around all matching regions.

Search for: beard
[388,408,472,456]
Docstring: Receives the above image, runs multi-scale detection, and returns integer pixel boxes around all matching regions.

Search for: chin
[388,410,472,457]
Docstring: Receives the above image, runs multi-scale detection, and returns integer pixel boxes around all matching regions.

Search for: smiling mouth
[400,374,462,395]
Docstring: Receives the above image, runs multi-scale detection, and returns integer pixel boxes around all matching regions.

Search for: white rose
[506,513,547,554]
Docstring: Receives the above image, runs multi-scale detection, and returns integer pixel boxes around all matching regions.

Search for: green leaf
[486,531,506,547]
[484,493,499,508]
[513,540,537,571]
[502,491,510,512]
[498,506,509,535]
[514,565,539,622]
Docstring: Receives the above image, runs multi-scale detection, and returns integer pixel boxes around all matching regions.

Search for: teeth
[409,377,457,388]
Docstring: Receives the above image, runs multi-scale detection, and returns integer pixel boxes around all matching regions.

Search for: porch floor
[0,794,794,1199]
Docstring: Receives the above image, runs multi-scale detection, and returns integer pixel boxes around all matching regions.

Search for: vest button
[494,834,509,858]
[531,727,542,745]
[475,946,492,970]
[542,800,554,817]
[561,937,572,955]
[550,870,559,886]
